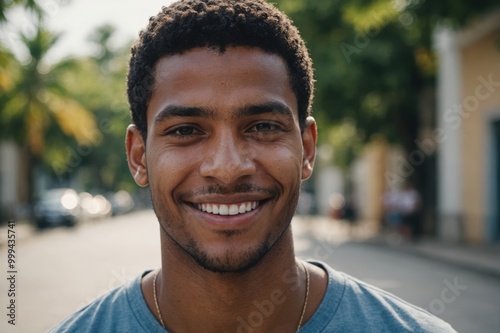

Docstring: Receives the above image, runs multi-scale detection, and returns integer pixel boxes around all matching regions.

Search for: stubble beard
[150,181,301,274]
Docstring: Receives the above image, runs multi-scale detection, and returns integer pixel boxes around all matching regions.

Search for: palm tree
[0,18,98,211]
[0,0,39,22]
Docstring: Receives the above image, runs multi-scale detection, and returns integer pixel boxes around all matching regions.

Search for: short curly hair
[127,0,314,138]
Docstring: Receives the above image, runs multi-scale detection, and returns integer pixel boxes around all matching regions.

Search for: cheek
[147,148,196,197]
[255,142,303,182]
[147,150,194,224]
[149,147,197,175]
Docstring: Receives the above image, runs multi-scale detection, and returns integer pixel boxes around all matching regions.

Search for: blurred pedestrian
[328,192,345,220]
[383,188,403,232]
[400,182,422,242]
[343,195,358,236]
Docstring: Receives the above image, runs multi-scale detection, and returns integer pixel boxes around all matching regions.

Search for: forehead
[147,47,298,124]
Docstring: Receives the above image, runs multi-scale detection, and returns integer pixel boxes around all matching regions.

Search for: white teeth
[197,201,260,216]
[228,204,239,215]
[239,203,246,214]
[219,204,229,215]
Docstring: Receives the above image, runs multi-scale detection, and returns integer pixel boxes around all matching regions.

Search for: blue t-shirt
[48,261,456,332]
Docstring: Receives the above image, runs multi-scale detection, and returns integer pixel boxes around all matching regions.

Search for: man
[49,0,456,332]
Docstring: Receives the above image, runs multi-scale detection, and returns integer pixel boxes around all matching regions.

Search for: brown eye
[177,126,195,136]
[255,123,273,132]
[250,122,282,133]
[164,125,202,139]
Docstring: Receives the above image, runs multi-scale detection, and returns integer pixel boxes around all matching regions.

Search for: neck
[156,226,307,333]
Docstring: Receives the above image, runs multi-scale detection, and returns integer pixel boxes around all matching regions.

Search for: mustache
[177,183,279,201]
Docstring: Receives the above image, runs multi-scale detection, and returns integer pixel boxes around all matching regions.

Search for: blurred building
[314,8,500,245]
[435,9,500,244]
[315,139,391,223]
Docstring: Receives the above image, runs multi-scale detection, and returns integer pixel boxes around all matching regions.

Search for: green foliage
[0,24,98,156]
[0,0,40,22]
[327,119,364,171]
[273,0,498,168]
[52,27,136,192]
[88,24,117,71]
[0,6,134,194]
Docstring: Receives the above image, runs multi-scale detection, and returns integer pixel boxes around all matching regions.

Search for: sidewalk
[293,215,500,280]
[363,233,500,279]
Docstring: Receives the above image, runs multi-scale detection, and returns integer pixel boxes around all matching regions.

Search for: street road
[0,211,498,332]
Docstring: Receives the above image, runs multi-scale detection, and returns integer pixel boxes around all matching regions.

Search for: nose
[199,130,256,184]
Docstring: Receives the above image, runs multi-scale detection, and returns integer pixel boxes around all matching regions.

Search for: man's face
[127,47,316,273]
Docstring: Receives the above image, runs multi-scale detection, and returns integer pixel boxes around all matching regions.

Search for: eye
[176,126,195,136]
[165,125,201,137]
[249,122,283,133]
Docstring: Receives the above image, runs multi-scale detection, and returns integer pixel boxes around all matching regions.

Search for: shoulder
[302,261,457,333]
[47,271,161,333]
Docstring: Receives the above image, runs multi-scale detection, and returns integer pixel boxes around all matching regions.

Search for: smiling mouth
[195,201,260,216]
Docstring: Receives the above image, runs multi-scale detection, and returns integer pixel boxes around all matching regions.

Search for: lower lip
[187,202,265,229]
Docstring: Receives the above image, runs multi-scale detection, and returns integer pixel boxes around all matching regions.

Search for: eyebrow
[154,101,294,124]
[234,101,294,120]
[154,106,217,124]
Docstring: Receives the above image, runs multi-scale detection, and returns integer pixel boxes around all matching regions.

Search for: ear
[126,125,148,187]
[301,117,317,181]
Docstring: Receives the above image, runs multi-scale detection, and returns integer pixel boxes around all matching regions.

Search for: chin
[185,237,272,274]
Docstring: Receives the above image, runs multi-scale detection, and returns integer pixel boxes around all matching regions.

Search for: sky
[1,0,176,63]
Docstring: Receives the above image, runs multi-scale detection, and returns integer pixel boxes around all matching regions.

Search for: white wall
[434,26,464,241]
[315,165,344,215]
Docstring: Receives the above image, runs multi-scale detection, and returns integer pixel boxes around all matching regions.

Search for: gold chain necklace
[296,261,310,331]
[152,268,166,329]
[153,262,310,332]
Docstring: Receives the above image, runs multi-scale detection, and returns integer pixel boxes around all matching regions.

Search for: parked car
[34,188,81,229]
